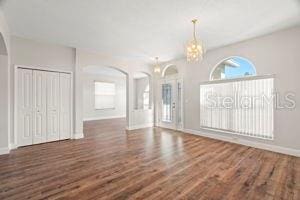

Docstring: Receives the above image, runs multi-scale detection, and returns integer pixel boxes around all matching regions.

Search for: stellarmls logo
[204,91,296,109]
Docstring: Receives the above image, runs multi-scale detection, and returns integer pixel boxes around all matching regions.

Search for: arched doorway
[82,65,129,133]
[158,64,183,130]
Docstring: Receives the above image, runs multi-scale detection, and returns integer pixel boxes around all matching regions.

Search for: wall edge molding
[9,143,17,150]
[73,133,84,139]
[183,128,300,157]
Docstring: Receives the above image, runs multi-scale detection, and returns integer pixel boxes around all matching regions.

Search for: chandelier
[186,19,204,62]
[154,57,161,73]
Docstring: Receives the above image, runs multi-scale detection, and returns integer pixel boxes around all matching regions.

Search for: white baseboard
[83,115,126,122]
[126,123,154,131]
[183,129,300,157]
[9,143,18,150]
[73,133,84,139]
[0,147,10,155]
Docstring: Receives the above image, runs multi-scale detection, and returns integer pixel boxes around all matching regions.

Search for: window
[94,81,115,109]
[201,57,274,140]
[211,57,256,80]
[162,83,172,122]
[143,85,150,109]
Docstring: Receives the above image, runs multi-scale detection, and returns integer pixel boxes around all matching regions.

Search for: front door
[159,79,183,130]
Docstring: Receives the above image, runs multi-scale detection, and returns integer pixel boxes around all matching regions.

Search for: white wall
[0,9,10,154]
[10,36,76,146]
[134,77,150,110]
[11,36,75,71]
[83,73,126,121]
[157,26,300,151]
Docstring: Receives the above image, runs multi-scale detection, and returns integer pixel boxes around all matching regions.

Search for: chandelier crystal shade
[154,57,161,73]
[186,19,204,62]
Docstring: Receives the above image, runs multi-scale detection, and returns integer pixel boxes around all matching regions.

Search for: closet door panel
[59,73,71,140]
[46,72,60,142]
[17,69,33,146]
[32,70,47,144]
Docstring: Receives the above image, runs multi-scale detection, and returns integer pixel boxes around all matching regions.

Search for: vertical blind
[95,81,116,109]
[200,76,274,139]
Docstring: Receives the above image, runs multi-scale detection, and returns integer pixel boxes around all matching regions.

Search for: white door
[46,71,60,142]
[159,79,183,130]
[32,70,47,144]
[17,69,33,146]
[59,73,71,140]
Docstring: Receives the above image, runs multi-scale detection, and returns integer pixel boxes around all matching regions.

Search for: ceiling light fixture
[186,19,204,62]
[154,57,161,73]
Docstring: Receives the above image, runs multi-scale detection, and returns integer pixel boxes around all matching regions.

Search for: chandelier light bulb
[154,57,161,73]
[186,19,204,62]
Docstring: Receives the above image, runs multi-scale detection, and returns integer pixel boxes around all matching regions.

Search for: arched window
[210,56,256,80]
[162,65,178,77]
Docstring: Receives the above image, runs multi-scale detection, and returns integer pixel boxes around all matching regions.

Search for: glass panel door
[177,81,183,130]
[162,83,172,122]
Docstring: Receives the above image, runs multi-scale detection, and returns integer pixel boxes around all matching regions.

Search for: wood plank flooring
[0,118,299,200]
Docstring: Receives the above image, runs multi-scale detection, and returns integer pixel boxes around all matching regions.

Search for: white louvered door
[17,69,33,146]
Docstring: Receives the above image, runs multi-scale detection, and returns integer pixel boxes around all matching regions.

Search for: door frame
[13,65,73,149]
[157,76,184,131]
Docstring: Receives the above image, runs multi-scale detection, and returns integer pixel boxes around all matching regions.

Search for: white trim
[183,128,300,157]
[126,123,154,130]
[0,147,10,155]
[9,143,18,150]
[15,65,73,74]
[161,64,178,78]
[200,127,273,141]
[83,115,126,121]
[203,74,275,85]
[73,132,84,139]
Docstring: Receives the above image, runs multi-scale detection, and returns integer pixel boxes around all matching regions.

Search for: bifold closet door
[46,71,60,142]
[59,73,71,140]
[17,69,33,146]
[32,70,47,144]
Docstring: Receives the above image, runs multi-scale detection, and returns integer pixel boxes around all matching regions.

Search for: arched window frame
[210,56,257,81]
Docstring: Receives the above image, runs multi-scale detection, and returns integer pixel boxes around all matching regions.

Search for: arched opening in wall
[158,64,183,131]
[162,64,178,78]
[82,65,128,134]
[210,56,256,80]
[132,72,154,130]
[0,32,9,152]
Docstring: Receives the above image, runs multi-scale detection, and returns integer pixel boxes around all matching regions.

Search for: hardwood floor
[0,118,299,200]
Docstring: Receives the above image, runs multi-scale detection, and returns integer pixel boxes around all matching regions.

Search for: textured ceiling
[1,0,300,64]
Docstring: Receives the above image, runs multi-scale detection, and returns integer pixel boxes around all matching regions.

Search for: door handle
[172,102,176,109]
